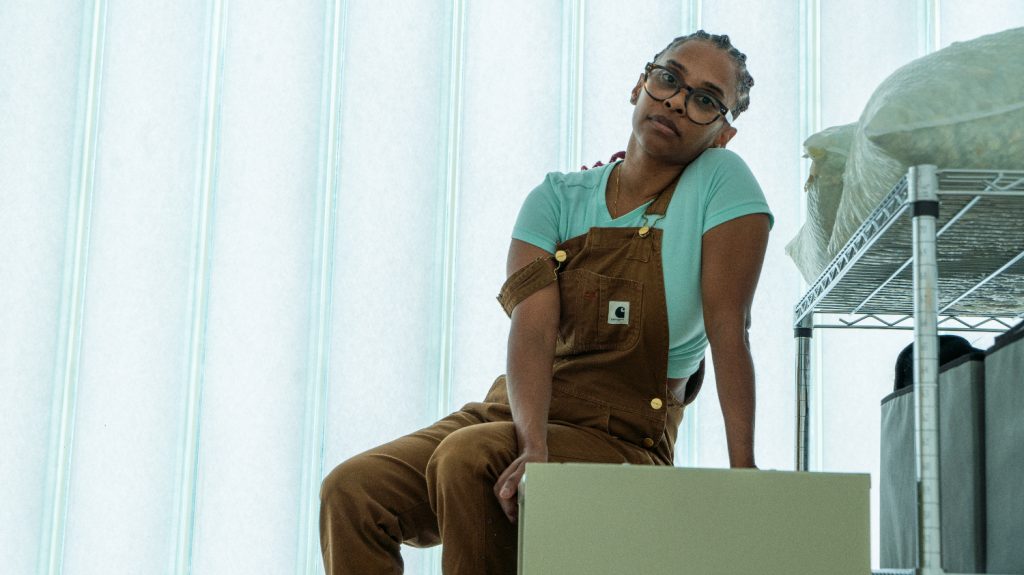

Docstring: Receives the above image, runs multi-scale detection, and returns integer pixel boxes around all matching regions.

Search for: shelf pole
[794,316,813,471]
[909,164,943,575]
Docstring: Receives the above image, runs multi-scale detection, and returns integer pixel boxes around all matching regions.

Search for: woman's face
[629,40,739,165]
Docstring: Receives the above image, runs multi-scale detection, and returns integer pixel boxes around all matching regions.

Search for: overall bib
[498,180,703,463]
[320,179,704,574]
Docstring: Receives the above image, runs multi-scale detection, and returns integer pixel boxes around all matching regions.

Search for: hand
[493,449,548,524]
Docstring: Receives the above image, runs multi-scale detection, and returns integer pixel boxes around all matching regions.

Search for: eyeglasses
[642,63,734,125]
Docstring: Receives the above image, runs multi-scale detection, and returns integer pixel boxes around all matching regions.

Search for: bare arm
[494,239,560,522]
[700,213,770,468]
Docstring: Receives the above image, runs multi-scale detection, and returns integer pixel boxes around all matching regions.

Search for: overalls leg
[319,410,481,575]
[425,421,519,575]
[427,417,654,575]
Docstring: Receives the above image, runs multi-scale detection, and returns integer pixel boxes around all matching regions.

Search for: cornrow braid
[653,30,754,121]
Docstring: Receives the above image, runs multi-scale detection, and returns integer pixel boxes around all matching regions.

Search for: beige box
[517,463,870,575]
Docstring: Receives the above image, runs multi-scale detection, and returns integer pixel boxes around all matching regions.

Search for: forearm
[710,332,757,468]
[506,315,556,455]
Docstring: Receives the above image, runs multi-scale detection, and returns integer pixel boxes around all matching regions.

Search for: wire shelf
[794,169,1024,326]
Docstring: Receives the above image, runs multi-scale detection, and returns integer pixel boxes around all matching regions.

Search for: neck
[619,136,688,202]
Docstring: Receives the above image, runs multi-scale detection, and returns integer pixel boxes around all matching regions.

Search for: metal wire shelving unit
[792,166,1024,575]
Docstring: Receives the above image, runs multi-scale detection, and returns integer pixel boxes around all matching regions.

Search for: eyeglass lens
[646,68,723,125]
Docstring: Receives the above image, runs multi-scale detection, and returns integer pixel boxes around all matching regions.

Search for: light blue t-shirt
[512,149,774,378]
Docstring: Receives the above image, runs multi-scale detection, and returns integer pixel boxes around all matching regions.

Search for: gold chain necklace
[614,162,679,223]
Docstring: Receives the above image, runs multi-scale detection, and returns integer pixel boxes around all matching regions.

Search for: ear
[630,74,643,105]
[713,124,737,148]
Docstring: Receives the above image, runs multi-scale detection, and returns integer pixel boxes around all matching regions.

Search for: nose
[663,96,688,114]
[663,93,687,116]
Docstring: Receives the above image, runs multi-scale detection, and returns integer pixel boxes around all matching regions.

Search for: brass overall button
[638,226,650,237]
[554,250,567,263]
[650,397,663,410]
[642,437,655,448]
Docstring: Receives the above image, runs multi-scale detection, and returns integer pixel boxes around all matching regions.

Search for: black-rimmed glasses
[643,63,734,125]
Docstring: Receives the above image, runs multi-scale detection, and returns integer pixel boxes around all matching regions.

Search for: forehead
[655,40,737,99]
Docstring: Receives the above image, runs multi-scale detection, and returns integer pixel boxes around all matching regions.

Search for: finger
[498,484,520,523]
[499,492,517,523]
[499,466,523,499]
[495,459,521,499]
[495,463,524,523]
[494,460,519,498]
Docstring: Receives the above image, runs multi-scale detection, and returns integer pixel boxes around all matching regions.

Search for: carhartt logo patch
[608,301,629,325]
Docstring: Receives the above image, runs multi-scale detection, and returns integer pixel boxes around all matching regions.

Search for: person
[320,30,773,575]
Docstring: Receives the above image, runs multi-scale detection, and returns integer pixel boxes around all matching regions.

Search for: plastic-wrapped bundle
[828,26,1024,255]
[786,123,856,283]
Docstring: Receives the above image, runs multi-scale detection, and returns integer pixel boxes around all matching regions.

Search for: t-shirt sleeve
[511,173,560,253]
[701,150,774,234]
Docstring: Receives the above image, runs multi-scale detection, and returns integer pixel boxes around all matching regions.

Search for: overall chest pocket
[556,269,644,355]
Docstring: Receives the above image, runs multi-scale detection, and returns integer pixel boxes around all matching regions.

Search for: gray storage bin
[985,324,1024,574]
[881,384,916,568]
[939,354,986,572]
[880,353,986,572]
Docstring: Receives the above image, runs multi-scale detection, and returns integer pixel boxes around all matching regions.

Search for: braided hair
[653,30,754,121]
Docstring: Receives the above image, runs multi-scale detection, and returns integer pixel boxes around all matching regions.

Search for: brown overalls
[320,182,704,574]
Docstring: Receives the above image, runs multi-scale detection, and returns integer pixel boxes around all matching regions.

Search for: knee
[320,453,376,506]
[425,423,514,486]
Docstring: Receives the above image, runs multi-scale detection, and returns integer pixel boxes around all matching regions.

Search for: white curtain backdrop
[2,1,1021,573]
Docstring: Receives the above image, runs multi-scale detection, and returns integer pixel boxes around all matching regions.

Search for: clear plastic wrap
[786,123,856,283]
[828,26,1024,255]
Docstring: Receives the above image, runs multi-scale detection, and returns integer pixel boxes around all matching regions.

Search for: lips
[649,114,679,136]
